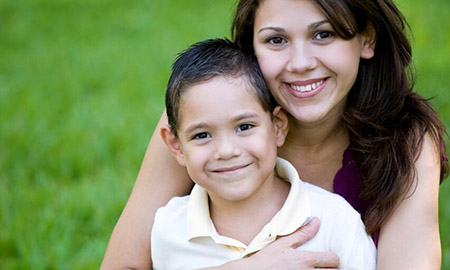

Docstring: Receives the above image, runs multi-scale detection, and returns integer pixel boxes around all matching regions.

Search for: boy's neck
[208,173,290,246]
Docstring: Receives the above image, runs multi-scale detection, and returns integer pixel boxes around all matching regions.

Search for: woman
[101,0,448,269]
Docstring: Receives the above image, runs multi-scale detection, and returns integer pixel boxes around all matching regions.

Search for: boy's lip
[211,163,251,173]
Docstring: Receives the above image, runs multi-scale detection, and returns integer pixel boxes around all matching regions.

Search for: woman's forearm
[101,111,193,270]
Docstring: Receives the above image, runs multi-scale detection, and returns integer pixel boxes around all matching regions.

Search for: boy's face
[167,76,287,203]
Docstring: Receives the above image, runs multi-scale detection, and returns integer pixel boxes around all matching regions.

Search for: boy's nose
[286,43,318,73]
[213,136,240,160]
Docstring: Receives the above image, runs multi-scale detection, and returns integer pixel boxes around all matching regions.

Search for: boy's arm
[322,193,376,269]
[100,111,193,270]
[338,215,377,270]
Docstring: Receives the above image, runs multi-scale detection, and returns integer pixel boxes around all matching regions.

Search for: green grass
[1,0,449,268]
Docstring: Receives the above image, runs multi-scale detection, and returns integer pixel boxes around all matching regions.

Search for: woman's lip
[288,77,327,86]
[285,77,328,99]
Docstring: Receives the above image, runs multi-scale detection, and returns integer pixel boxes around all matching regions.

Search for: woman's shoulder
[416,132,443,166]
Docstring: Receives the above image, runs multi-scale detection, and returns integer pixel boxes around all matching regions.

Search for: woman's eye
[237,124,254,132]
[266,36,286,45]
[314,31,334,40]
[192,132,210,140]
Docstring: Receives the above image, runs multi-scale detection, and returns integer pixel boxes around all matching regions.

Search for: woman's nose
[286,42,318,73]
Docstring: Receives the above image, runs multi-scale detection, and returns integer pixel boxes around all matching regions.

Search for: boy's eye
[314,31,334,40]
[237,124,254,132]
[266,36,286,46]
[192,132,210,140]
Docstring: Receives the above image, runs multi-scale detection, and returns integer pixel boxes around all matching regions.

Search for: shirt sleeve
[335,208,377,270]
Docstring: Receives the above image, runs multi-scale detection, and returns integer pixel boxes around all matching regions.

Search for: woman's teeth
[290,79,324,92]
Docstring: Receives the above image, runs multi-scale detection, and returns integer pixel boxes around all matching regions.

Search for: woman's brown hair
[232,0,448,235]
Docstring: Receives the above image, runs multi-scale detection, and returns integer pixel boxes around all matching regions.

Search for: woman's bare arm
[377,133,442,269]
[100,111,339,269]
[101,111,193,270]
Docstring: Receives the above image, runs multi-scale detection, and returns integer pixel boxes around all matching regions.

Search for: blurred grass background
[1,0,449,269]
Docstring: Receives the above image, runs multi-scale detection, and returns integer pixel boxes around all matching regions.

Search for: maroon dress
[333,147,377,245]
[333,145,448,247]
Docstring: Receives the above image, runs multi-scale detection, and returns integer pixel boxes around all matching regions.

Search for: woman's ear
[160,125,186,167]
[272,106,289,147]
[361,22,376,59]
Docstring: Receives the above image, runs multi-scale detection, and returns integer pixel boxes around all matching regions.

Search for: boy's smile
[172,75,287,205]
[210,163,251,174]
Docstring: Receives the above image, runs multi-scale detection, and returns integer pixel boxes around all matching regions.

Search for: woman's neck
[278,113,349,190]
[285,111,347,148]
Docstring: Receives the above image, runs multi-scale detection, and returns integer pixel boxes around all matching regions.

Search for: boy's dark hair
[165,38,275,137]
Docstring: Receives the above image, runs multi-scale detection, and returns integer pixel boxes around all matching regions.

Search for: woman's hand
[247,217,339,269]
[206,217,339,270]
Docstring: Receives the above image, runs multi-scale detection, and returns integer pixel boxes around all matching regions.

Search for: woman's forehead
[254,0,327,28]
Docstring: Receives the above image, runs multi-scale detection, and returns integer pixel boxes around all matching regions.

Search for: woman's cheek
[257,55,277,83]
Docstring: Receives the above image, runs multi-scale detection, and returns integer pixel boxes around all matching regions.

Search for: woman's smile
[285,77,329,98]
[253,0,372,124]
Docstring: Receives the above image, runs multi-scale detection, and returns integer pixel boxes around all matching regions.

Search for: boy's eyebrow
[257,20,330,33]
[184,122,208,134]
[183,112,260,134]
[232,112,260,122]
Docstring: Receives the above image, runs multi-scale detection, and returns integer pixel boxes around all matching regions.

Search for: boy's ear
[160,125,186,167]
[272,106,289,147]
[361,22,376,59]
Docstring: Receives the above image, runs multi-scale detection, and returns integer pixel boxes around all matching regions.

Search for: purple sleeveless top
[333,143,448,247]
[332,147,379,246]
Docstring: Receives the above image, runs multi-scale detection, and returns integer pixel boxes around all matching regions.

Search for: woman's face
[253,0,374,125]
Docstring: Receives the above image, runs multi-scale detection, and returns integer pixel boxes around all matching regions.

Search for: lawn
[1,0,449,269]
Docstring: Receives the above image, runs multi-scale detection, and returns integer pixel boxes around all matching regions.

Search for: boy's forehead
[193,75,251,89]
[177,76,268,125]
[181,75,259,103]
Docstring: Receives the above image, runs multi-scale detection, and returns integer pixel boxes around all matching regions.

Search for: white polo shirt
[151,158,376,269]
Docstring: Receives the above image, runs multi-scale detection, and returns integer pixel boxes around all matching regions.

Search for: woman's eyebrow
[257,20,330,34]
[257,26,285,34]
[308,20,329,30]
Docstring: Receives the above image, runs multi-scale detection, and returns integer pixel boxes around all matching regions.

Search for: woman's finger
[308,251,340,268]
[279,216,321,248]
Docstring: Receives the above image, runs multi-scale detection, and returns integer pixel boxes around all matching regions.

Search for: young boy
[153,39,376,269]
